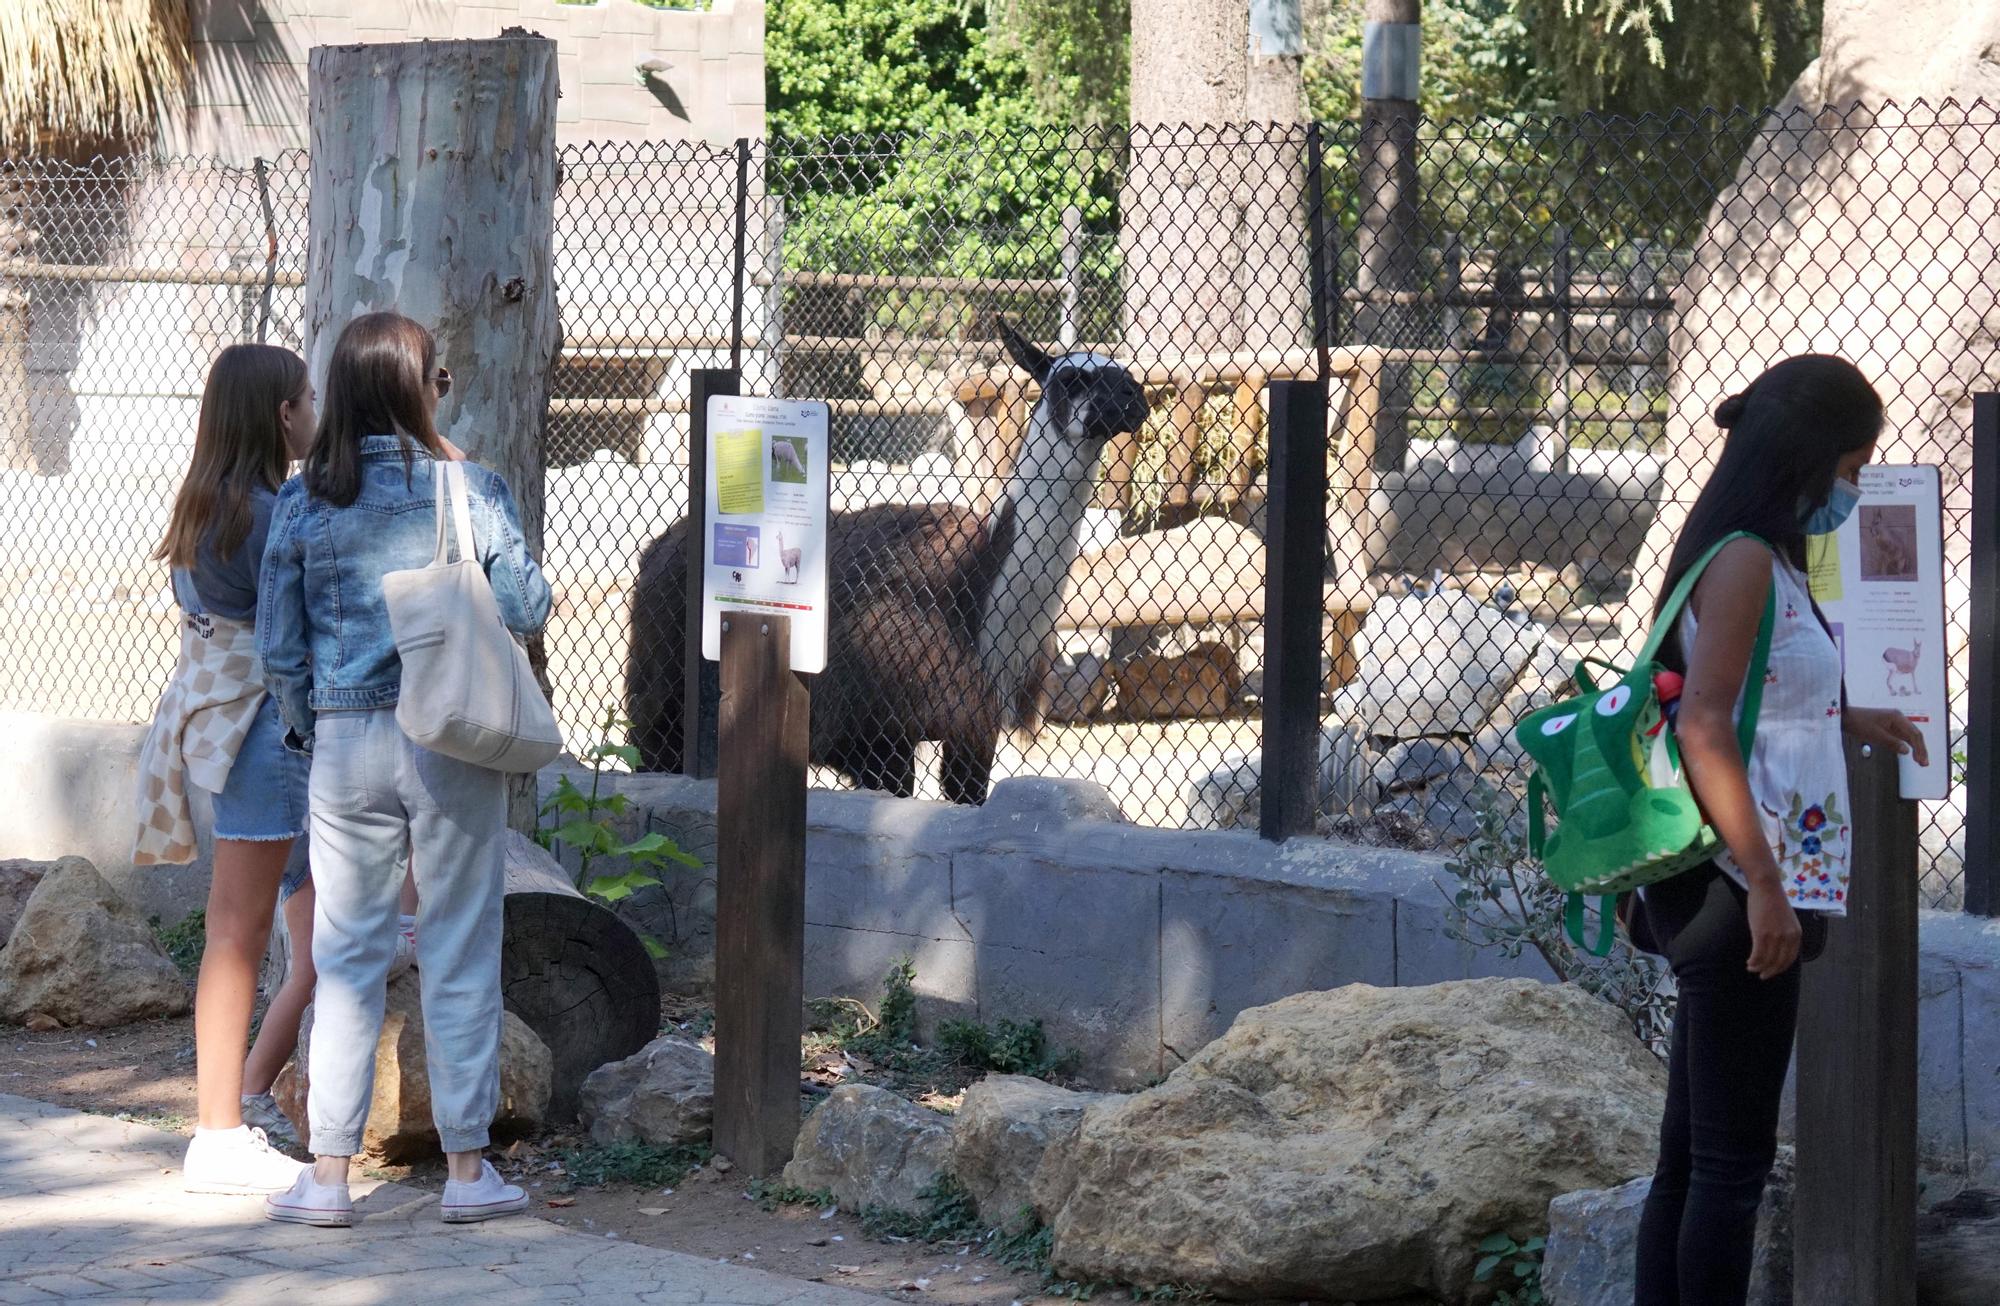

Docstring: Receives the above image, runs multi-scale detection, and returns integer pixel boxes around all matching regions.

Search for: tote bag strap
[430,459,478,566]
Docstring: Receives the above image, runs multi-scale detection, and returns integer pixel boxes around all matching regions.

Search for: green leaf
[552,819,614,852]
[586,871,665,903]
[1475,1254,1505,1281]
[640,934,671,960]
[1478,1234,1515,1253]
[1522,1236,1546,1254]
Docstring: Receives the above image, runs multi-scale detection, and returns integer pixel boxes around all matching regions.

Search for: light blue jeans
[305,707,507,1156]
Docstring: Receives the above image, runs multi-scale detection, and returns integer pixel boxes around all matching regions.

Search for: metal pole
[1260,379,1329,842]
[1965,393,2000,916]
[253,156,278,345]
[1357,0,1421,472]
[730,139,750,374]
[1305,121,1331,384]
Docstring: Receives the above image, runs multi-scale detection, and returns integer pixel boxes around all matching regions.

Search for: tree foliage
[1512,0,1821,113]
[988,0,1131,128]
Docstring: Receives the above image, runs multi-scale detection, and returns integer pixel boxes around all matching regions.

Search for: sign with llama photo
[701,396,831,673]
[1808,464,1948,800]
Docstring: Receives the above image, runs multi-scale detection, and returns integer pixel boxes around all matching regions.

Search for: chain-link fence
[0,103,1984,909]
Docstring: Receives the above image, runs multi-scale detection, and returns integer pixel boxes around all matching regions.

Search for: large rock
[0,859,51,945]
[1032,978,1666,1301]
[273,970,552,1162]
[783,1083,952,1215]
[1634,6,2000,632]
[0,857,189,1027]
[950,1075,1106,1230]
[1183,719,1370,831]
[1542,1149,1794,1306]
[1331,591,1543,738]
[578,1034,714,1147]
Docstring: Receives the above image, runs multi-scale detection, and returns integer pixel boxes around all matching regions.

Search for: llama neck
[976,404,1100,721]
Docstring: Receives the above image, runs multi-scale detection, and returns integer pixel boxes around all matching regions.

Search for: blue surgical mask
[1802,478,1862,535]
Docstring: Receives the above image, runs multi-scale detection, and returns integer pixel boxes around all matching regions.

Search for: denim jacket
[256,435,553,748]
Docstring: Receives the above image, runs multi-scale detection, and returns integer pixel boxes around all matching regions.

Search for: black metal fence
[0,103,1985,910]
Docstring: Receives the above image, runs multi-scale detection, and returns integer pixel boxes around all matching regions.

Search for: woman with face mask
[1628,355,1927,1305]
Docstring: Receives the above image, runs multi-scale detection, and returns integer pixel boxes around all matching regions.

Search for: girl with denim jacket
[139,345,318,1196]
[257,312,551,1227]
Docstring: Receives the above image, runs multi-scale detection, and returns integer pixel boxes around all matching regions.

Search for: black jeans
[1632,865,1807,1306]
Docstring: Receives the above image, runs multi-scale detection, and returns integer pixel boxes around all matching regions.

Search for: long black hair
[1656,355,1883,667]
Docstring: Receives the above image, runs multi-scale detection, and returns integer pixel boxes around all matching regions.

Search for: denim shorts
[207,695,312,901]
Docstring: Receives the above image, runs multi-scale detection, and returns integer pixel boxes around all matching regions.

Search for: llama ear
[996,317,1052,383]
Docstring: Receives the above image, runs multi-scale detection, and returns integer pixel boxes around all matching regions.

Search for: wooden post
[684,368,739,780]
[1795,740,1919,1303]
[306,36,559,833]
[713,614,810,1175]
[1965,392,2000,917]
[1261,379,1329,842]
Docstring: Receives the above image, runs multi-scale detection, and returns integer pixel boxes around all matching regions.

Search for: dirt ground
[2,1011,1067,1305]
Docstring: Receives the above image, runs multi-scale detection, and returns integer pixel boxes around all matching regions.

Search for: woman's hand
[1745,878,1802,979]
[1844,706,1929,766]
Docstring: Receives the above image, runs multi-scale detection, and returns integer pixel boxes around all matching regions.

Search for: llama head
[998,317,1149,447]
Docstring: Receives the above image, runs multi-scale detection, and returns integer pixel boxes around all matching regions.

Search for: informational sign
[701,396,830,674]
[1808,464,1949,800]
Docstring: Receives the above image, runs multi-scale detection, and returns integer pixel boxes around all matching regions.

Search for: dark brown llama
[624,322,1149,804]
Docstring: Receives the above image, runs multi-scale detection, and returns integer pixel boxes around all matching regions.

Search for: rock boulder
[1032,978,1666,1301]
[783,1083,952,1215]
[0,857,189,1027]
[0,859,51,945]
[578,1034,715,1147]
[950,1075,1106,1230]
[273,970,552,1162]
[1542,1149,1794,1306]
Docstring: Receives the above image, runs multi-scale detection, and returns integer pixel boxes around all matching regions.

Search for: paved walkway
[0,1094,879,1304]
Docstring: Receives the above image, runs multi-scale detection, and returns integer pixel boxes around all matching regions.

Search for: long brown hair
[155,344,308,568]
[305,311,443,507]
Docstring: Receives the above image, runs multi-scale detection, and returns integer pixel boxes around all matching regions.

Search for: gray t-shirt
[186,483,279,622]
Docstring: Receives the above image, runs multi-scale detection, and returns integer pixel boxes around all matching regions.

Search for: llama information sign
[701,396,830,673]
[1808,464,1949,799]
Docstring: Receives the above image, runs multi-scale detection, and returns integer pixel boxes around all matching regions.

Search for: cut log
[500,832,661,1122]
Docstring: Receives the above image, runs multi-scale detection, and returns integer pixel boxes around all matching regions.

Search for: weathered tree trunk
[306,37,561,831]
[1123,0,1310,358]
[1355,0,1421,472]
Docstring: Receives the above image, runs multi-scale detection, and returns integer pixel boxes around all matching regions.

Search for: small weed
[551,1140,711,1192]
[1474,1232,1547,1305]
[110,1109,189,1133]
[747,1179,837,1212]
[861,1174,982,1242]
[875,956,918,1044]
[937,1016,1080,1081]
[538,706,703,960]
[150,910,205,979]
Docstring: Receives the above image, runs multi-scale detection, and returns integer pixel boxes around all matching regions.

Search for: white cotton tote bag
[382,459,562,773]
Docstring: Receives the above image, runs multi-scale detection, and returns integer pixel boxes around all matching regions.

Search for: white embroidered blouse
[1679,556,1852,914]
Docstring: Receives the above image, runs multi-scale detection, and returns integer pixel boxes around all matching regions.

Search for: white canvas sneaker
[182,1125,307,1196]
[264,1166,353,1228]
[387,920,418,979]
[440,1160,530,1224]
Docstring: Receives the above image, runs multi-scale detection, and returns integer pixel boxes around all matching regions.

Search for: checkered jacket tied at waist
[132,608,268,866]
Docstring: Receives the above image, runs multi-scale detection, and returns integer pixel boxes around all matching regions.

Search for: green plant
[861,1173,983,1241]
[937,1016,1080,1081]
[1442,783,1676,1057]
[538,706,702,960]
[1474,1232,1547,1304]
[552,1140,711,1192]
[150,909,205,979]
[749,1179,837,1211]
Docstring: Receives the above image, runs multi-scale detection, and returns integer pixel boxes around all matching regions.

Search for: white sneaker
[440,1159,530,1224]
[388,922,417,979]
[239,1093,299,1151]
[183,1126,308,1196]
[264,1166,353,1227]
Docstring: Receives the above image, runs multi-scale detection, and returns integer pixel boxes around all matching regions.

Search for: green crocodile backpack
[1514,533,1774,955]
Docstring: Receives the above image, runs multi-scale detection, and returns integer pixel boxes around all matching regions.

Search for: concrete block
[251,20,303,66]
[339,0,414,30]
[580,31,637,86]
[193,0,260,43]
[1917,952,1968,1173]
[952,850,1161,1087]
[1158,871,1395,1063]
[558,52,584,123]
[725,56,763,107]
[699,14,733,59]
[731,2,766,55]
[805,927,979,1036]
[1956,952,2000,1188]
[604,0,660,35]
[450,8,511,41]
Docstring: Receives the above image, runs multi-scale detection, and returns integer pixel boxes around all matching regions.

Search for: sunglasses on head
[433,367,452,398]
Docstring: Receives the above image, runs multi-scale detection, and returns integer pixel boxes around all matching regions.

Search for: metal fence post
[1261,379,1329,842]
[1795,740,1919,1302]
[684,367,740,780]
[1306,121,1331,383]
[730,139,751,374]
[1965,393,2000,916]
